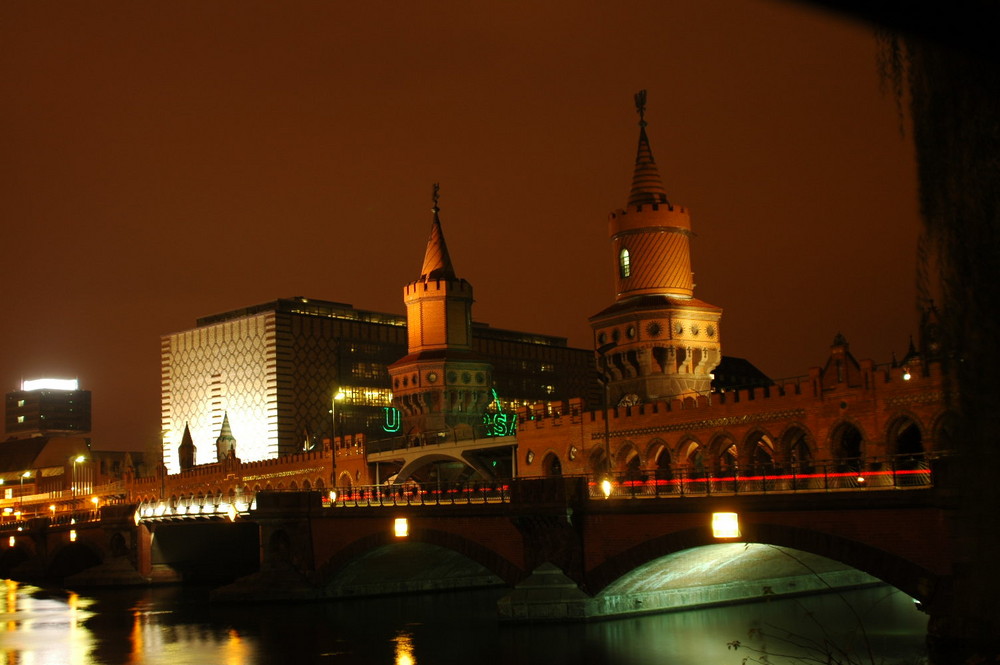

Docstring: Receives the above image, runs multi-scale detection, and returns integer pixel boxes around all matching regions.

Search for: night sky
[0,1,919,451]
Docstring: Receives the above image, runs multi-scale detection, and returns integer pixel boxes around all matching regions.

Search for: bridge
[0,453,954,629]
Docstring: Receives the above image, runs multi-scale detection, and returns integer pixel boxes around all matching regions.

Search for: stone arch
[289,481,298,490]
[302,479,312,490]
[647,439,673,485]
[779,424,816,470]
[829,420,866,472]
[313,526,523,589]
[886,413,925,458]
[315,478,325,490]
[708,432,738,475]
[585,524,938,605]
[47,540,103,579]
[616,441,642,481]
[541,452,562,477]
[588,446,610,476]
[743,429,776,471]
[336,471,354,487]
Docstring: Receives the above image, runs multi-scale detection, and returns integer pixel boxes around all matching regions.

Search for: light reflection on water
[0,580,927,665]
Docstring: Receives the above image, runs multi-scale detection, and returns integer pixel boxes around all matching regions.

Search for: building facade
[161,299,595,473]
[5,379,91,439]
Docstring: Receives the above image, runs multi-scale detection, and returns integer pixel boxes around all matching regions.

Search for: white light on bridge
[69,530,77,542]
[600,480,613,499]
[394,518,409,538]
[712,512,741,539]
[8,536,14,548]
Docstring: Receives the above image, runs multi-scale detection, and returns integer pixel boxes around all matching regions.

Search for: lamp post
[19,472,30,512]
[330,390,346,451]
[596,341,617,492]
[72,455,86,510]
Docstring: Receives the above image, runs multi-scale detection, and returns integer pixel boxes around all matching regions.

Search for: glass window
[619,249,631,278]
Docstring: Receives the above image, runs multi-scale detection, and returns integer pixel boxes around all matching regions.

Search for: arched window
[619,248,631,278]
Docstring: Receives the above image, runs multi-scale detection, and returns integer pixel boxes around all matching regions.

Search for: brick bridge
[0,460,955,628]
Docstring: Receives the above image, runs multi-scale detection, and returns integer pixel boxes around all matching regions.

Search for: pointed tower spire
[628,90,670,208]
[420,183,456,280]
[178,422,196,471]
[215,412,237,461]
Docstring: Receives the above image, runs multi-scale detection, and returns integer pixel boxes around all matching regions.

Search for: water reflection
[0,580,927,664]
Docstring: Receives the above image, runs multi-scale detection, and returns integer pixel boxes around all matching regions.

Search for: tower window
[619,249,631,278]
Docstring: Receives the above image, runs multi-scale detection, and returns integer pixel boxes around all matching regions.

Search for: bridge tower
[589,91,722,406]
[388,185,494,436]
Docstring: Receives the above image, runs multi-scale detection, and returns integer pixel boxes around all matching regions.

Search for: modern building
[5,378,91,439]
[160,296,596,473]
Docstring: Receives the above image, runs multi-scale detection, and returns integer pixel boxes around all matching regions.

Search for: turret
[388,185,494,434]
[589,91,722,405]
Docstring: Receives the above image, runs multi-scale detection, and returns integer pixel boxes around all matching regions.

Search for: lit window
[16,400,25,407]
[619,249,631,278]
[16,416,25,423]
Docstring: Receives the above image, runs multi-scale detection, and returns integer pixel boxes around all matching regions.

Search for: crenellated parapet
[514,356,951,478]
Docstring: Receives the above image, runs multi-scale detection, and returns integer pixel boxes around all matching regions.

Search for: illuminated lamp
[225,504,238,522]
[49,505,56,515]
[857,475,866,484]
[902,368,912,381]
[8,536,14,547]
[133,510,141,526]
[69,529,77,542]
[601,479,613,499]
[90,497,99,508]
[22,378,79,391]
[328,490,338,504]
[712,512,741,539]
[394,518,409,538]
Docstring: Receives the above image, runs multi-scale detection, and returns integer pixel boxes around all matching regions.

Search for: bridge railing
[587,455,933,499]
[329,480,511,507]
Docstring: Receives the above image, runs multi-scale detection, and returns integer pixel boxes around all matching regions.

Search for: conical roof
[627,90,670,208]
[419,184,457,280]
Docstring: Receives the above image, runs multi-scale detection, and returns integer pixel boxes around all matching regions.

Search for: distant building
[4,378,91,439]
[160,297,596,472]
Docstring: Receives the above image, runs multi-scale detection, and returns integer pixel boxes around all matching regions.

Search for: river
[1,580,927,664]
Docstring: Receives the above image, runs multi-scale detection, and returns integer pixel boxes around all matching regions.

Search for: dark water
[1,580,927,664]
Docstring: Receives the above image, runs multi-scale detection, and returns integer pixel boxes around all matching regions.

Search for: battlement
[404,278,473,298]
[515,358,945,432]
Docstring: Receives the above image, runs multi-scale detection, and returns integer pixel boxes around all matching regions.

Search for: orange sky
[0,1,919,451]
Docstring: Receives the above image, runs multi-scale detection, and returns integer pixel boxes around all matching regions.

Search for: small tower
[178,422,196,471]
[215,412,237,461]
[589,91,722,405]
[388,185,494,435]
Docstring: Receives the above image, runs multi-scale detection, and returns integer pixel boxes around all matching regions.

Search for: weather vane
[634,89,647,127]
[432,182,440,213]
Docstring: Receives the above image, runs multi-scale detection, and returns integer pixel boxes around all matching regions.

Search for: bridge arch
[779,424,816,469]
[829,420,867,468]
[885,413,925,457]
[313,526,523,591]
[585,523,937,604]
[743,429,776,471]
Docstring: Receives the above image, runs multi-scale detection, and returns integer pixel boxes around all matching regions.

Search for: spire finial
[634,89,647,127]
[432,182,440,214]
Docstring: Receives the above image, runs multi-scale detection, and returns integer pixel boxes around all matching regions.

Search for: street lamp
[330,390,346,451]
[596,341,617,491]
[72,455,86,509]
[19,472,30,511]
